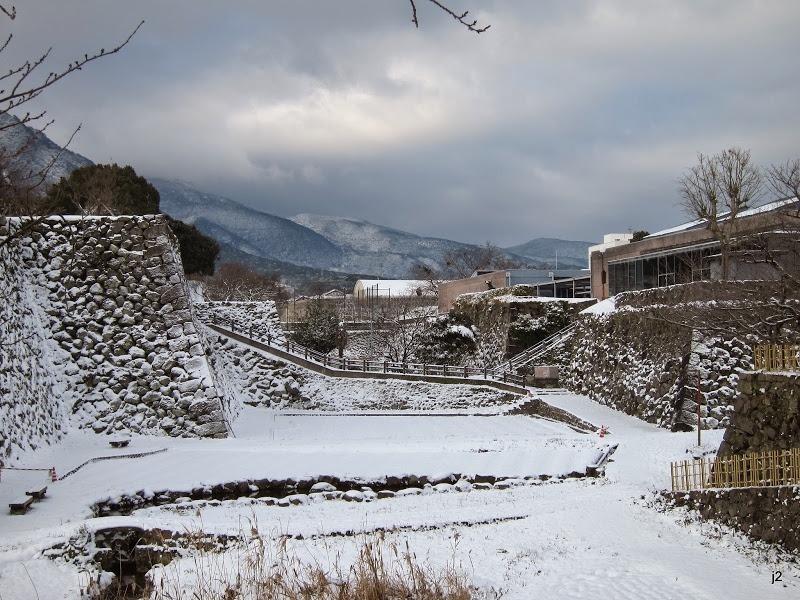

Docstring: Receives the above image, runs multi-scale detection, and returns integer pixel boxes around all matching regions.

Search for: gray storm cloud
[6,0,800,245]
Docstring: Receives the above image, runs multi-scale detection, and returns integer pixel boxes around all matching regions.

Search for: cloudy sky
[7,0,800,246]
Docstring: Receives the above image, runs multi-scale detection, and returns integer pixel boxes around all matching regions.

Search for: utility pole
[697,371,702,447]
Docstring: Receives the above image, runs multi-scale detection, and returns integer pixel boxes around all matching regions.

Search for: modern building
[438,269,591,313]
[587,233,634,266]
[590,198,800,299]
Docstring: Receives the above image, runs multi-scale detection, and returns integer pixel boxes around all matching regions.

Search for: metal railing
[671,448,800,491]
[278,338,530,386]
[491,323,576,376]
[753,344,800,372]
[205,316,531,388]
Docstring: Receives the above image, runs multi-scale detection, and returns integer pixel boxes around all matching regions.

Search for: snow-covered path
[0,391,796,599]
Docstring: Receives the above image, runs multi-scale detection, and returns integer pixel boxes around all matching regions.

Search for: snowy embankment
[203,328,529,413]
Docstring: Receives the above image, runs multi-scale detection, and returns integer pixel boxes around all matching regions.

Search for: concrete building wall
[437,271,506,313]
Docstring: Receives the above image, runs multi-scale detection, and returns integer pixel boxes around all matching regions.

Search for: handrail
[204,322,532,391]
[491,323,577,375]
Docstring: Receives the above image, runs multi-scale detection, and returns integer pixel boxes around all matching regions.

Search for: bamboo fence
[671,448,800,491]
[752,344,800,372]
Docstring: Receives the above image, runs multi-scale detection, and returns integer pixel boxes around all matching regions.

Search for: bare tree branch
[408,0,490,33]
[0,7,142,248]
[0,18,144,129]
[0,4,15,21]
[677,147,764,280]
[765,157,800,215]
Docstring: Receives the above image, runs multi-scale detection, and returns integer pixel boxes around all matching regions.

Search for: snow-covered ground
[0,390,797,599]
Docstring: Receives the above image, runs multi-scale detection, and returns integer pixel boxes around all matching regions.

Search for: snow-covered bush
[290,300,343,354]
[413,313,477,366]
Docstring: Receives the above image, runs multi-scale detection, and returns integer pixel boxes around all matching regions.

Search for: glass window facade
[608,248,714,296]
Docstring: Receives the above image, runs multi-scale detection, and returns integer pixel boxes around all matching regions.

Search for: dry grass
[145,516,478,600]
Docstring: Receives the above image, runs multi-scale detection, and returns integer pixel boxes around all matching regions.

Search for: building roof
[647,197,799,239]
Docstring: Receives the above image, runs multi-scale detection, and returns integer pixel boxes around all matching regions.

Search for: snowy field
[0,392,797,599]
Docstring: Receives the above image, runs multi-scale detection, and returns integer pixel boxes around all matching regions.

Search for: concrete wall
[438,271,506,314]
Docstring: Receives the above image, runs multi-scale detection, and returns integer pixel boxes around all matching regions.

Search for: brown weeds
[147,519,476,600]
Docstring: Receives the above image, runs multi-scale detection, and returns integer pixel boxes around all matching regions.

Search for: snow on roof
[647,197,799,239]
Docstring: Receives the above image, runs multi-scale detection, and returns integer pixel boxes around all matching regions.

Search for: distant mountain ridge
[0,113,93,183]
[504,238,595,270]
[152,178,345,270]
[156,183,595,277]
[288,213,476,276]
[0,116,597,279]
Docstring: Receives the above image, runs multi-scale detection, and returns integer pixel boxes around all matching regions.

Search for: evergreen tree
[165,216,219,276]
[47,163,160,215]
[414,312,477,365]
[290,299,340,354]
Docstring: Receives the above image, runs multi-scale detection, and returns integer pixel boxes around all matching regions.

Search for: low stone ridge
[661,486,800,552]
[0,215,231,463]
[718,372,800,456]
[90,472,585,516]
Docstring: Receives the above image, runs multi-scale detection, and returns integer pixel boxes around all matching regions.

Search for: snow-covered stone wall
[564,308,695,429]
[202,326,524,412]
[194,301,286,347]
[664,486,800,552]
[0,215,230,464]
[563,289,753,430]
[718,372,800,456]
[0,238,71,461]
[452,289,594,367]
[202,328,304,409]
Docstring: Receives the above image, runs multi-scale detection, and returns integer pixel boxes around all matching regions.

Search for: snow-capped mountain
[152,178,345,270]
[505,238,594,270]
[158,180,591,277]
[155,179,495,278]
[0,113,93,183]
[288,213,473,277]
[1,115,594,277]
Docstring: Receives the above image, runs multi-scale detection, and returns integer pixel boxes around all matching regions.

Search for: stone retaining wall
[452,290,594,367]
[0,215,230,463]
[194,301,286,346]
[718,372,800,456]
[563,297,751,430]
[662,486,800,552]
[0,238,70,461]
